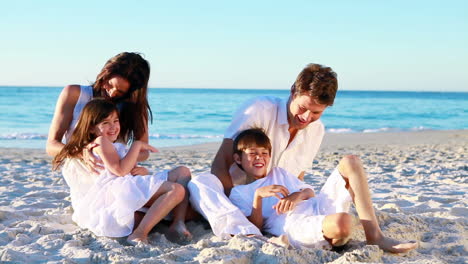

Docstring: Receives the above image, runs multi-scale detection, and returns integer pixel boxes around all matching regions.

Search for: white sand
[0,130,466,263]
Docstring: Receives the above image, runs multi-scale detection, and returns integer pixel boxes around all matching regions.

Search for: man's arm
[211,138,234,195]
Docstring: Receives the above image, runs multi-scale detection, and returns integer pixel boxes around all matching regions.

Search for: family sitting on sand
[46,52,418,253]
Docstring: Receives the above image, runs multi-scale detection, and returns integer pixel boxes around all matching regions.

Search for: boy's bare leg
[128,182,185,244]
[167,166,193,242]
[338,155,418,253]
[322,213,354,246]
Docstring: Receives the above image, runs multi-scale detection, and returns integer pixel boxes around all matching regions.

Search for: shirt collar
[278,97,289,125]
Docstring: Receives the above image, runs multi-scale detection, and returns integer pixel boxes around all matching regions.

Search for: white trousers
[188,172,262,238]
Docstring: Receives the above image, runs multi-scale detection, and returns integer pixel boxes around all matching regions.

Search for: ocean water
[0,86,467,149]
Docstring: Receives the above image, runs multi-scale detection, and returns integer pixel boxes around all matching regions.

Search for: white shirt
[229,167,314,236]
[224,96,324,178]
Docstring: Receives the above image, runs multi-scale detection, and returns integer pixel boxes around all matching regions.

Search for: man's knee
[340,155,361,168]
[338,155,364,176]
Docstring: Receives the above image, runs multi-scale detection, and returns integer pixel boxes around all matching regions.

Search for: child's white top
[230,167,352,249]
[229,167,313,234]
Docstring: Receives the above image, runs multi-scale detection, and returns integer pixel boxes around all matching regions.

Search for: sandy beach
[0,130,466,263]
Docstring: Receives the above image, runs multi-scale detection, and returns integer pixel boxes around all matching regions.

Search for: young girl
[53,98,192,244]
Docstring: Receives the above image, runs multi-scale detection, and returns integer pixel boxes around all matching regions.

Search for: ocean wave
[326,127,432,133]
[0,133,224,140]
[0,133,47,140]
[0,128,437,141]
[148,134,223,140]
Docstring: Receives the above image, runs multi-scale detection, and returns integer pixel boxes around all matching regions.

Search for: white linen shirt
[224,96,324,178]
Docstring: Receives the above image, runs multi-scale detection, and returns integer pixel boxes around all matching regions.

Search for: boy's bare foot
[369,236,418,253]
[167,221,193,244]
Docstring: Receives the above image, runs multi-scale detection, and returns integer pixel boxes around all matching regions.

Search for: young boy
[229,128,354,249]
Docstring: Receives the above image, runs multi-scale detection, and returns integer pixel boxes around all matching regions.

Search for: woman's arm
[136,129,150,162]
[46,85,81,157]
[94,137,156,177]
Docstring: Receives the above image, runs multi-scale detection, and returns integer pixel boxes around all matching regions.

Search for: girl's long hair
[52,99,118,170]
[92,52,152,143]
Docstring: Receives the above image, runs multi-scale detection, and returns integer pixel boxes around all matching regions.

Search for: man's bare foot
[127,233,149,246]
[167,221,193,244]
[369,236,418,253]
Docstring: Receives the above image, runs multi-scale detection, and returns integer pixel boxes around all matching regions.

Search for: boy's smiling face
[234,145,271,180]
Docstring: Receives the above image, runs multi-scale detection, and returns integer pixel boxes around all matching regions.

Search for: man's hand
[131,166,150,176]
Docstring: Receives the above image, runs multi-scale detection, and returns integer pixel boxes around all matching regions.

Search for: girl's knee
[176,166,191,177]
[169,166,192,182]
[169,182,185,202]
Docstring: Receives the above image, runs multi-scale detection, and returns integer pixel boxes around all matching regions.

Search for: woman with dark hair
[47,52,193,242]
[47,52,152,168]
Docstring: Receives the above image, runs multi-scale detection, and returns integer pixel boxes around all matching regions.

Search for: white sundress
[61,143,167,237]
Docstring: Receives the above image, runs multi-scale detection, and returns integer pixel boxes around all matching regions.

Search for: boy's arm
[247,185,290,229]
[247,191,264,229]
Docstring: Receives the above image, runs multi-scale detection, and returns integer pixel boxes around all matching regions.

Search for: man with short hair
[188,64,417,253]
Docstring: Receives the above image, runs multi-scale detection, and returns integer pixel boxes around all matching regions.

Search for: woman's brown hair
[52,99,118,170]
[92,52,152,143]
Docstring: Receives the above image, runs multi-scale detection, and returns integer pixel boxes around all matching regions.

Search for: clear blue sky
[1,0,467,91]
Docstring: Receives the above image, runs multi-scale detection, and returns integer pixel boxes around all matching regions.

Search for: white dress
[62,143,167,237]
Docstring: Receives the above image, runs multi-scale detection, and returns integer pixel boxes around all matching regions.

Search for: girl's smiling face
[93,110,120,142]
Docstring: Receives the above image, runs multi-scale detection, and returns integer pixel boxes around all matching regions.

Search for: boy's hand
[255,185,289,200]
[273,191,304,214]
[131,166,150,176]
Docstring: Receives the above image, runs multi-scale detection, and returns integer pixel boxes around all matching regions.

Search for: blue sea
[0,86,467,149]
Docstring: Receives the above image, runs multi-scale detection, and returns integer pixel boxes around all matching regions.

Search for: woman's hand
[255,185,289,200]
[131,166,150,176]
[82,143,104,174]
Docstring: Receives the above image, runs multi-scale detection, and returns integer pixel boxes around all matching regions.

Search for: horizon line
[0,85,466,93]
